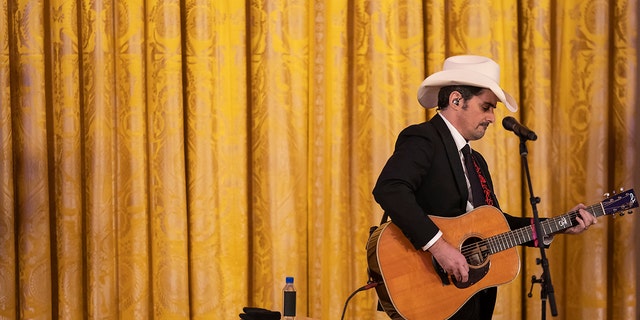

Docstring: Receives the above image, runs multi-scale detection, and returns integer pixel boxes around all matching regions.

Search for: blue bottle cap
[286,276,294,283]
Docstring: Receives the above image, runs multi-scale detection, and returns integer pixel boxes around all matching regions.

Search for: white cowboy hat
[417,55,518,112]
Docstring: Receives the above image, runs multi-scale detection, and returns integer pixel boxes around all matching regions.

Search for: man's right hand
[428,238,469,283]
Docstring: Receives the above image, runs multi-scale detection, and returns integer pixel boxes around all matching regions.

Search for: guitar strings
[457,209,589,259]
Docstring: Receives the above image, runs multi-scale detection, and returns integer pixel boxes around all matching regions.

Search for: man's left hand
[563,203,597,234]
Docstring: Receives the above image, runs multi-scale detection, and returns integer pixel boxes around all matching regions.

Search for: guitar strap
[379,212,389,225]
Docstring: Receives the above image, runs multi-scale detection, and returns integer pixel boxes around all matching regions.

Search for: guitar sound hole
[461,236,490,267]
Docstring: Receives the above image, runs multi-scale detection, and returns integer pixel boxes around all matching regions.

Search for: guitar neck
[486,203,604,254]
[539,202,606,236]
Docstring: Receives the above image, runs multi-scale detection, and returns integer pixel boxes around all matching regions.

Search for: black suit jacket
[373,113,532,250]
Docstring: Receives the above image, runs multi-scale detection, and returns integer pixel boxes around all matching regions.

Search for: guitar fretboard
[483,203,603,254]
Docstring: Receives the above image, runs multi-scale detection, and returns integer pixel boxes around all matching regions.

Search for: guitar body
[367,206,520,320]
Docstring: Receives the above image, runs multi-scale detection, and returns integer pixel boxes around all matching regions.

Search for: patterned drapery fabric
[0,0,637,319]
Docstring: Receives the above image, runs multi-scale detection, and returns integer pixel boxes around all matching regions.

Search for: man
[372,55,597,319]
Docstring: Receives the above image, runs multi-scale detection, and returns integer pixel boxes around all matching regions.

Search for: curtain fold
[114,0,150,317]
[184,1,249,318]
[307,1,352,318]
[0,0,637,319]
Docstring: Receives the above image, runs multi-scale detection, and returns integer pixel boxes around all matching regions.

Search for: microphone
[502,116,538,141]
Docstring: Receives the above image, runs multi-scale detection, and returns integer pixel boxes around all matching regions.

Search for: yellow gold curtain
[0,0,637,319]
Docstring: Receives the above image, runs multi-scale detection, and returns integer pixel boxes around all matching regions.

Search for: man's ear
[449,91,462,108]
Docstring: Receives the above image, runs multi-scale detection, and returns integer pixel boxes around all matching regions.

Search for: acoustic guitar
[366,189,637,319]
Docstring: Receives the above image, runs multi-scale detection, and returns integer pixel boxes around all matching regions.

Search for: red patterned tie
[462,144,494,207]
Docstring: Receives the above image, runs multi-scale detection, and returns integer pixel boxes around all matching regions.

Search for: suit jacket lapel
[430,114,469,210]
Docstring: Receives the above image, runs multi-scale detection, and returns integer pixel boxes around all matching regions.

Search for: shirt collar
[438,112,468,152]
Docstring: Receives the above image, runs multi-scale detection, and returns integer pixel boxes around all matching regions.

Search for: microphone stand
[519,137,557,319]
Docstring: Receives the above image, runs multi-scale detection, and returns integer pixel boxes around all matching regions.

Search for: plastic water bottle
[283,276,296,319]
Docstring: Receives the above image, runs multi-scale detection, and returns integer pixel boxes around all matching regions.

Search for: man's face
[457,89,498,141]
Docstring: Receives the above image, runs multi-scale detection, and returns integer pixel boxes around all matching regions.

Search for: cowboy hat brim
[417,69,518,112]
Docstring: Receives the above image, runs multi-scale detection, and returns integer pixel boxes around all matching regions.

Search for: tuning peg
[620,187,625,192]
[629,210,634,215]
[603,192,610,198]
[619,212,625,216]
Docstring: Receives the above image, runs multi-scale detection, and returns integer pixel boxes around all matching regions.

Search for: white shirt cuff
[422,230,443,251]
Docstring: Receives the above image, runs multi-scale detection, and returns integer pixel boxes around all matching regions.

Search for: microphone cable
[340,280,382,320]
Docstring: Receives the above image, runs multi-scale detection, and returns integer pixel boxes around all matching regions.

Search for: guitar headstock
[602,188,637,216]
